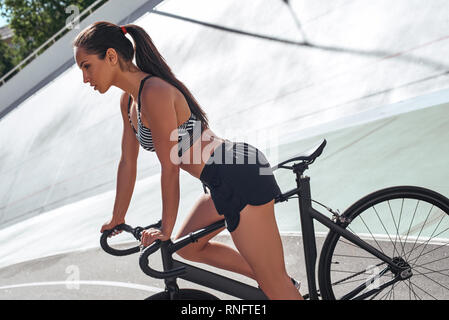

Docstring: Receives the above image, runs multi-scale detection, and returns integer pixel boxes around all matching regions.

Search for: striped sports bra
[127,75,202,157]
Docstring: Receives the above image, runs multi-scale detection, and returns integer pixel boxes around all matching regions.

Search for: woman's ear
[106,48,118,65]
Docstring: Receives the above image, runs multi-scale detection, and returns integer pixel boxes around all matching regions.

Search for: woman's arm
[159,165,180,236]
[140,82,181,238]
[111,160,137,222]
[110,92,140,223]
[140,166,179,246]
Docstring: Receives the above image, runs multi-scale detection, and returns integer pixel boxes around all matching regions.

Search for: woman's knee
[176,246,194,261]
[175,241,207,261]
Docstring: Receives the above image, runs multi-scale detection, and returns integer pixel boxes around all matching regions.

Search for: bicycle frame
[104,139,418,300]
[277,161,407,300]
[153,220,268,300]
[137,161,409,300]
[138,164,406,300]
[106,163,409,300]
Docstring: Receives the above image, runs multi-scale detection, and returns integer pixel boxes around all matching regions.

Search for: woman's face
[74,46,117,94]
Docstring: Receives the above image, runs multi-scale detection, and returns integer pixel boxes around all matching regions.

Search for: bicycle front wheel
[145,288,219,300]
[318,186,449,300]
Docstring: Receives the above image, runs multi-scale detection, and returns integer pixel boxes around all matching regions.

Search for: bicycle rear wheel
[318,186,449,300]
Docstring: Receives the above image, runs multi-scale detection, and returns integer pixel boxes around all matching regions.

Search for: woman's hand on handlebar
[100,217,125,237]
[140,228,170,247]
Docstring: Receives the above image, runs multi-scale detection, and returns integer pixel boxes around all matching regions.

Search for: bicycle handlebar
[100,219,186,279]
[99,220,161,256]
[139,240,187,279]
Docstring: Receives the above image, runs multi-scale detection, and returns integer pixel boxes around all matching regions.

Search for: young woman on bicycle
[73,21,302,300]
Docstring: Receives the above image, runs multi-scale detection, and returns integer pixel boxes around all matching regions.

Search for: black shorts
[199,140,282,232]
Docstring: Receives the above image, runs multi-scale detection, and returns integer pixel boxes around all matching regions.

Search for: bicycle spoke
[389,283,396,300]
[400,200,419,257]
[333,253,378,260]
[405,204,434,262]
[368,281,397,300]
[412,265,449,277]
[379,291,390,300]
[405,227,449,265]
[381,283,395,300]
[412,269,449,292]
[388,200,406,259]
[406,213,448,265]
[372,206,399,254]
[410,281,422,300]
[331,269,371,276]
[372,204,402,258]
[403,279,421,300]
[357,214,387,256]
[378,289,389,300]
[378,284,394,300]
[330,269,373,285]
[331,276,370,287]
[414,254,449,270]
[405,281,412,300]
[408,279,438,300]
[411,237,449,259]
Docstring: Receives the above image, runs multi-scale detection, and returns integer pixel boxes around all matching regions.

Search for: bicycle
[101,138,449,300]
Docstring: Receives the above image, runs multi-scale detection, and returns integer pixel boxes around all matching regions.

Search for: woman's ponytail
[74,21,209,130]
[123,24,209,130]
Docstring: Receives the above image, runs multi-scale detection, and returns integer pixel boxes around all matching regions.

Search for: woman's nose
[82,72,89,84]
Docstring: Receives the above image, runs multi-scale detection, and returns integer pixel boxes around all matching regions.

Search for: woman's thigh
[230,199,287,281]
[174,193,225,253]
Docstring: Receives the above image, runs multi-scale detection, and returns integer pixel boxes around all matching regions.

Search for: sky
[0,11,8,28]
[0,9,8,27]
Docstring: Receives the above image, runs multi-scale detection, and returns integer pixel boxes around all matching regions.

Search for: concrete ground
[0,234,307,300]
[1,230,448,300]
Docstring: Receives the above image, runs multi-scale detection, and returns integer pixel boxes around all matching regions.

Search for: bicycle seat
[273,138,327,169]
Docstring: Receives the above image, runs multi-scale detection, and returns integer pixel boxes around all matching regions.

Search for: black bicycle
[101,139,449,300]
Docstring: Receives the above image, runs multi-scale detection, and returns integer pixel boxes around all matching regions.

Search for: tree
[0,0,106,79]
[0,39,15,76]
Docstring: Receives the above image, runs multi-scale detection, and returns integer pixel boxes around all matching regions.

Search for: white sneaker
[291,277,301,291]
[258,278,301,292]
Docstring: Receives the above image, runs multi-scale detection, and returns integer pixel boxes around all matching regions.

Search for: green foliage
[0,0,107,80]
[0,39,14,75]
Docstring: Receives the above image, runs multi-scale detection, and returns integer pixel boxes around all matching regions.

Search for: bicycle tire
[318,186,449,300]
[145,288,220,300]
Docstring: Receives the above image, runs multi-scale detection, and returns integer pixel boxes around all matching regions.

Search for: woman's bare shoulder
[119,91,132,116]
[120,91,131,104]
[140,77,174,104]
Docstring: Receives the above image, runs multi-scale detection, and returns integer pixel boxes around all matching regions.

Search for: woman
[73,21,302,300]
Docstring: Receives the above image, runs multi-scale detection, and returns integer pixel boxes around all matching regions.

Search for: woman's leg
[174,193,256,280]
[230,199,303,300]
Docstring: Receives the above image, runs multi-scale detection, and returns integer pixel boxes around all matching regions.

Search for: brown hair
[73,21,209,130]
